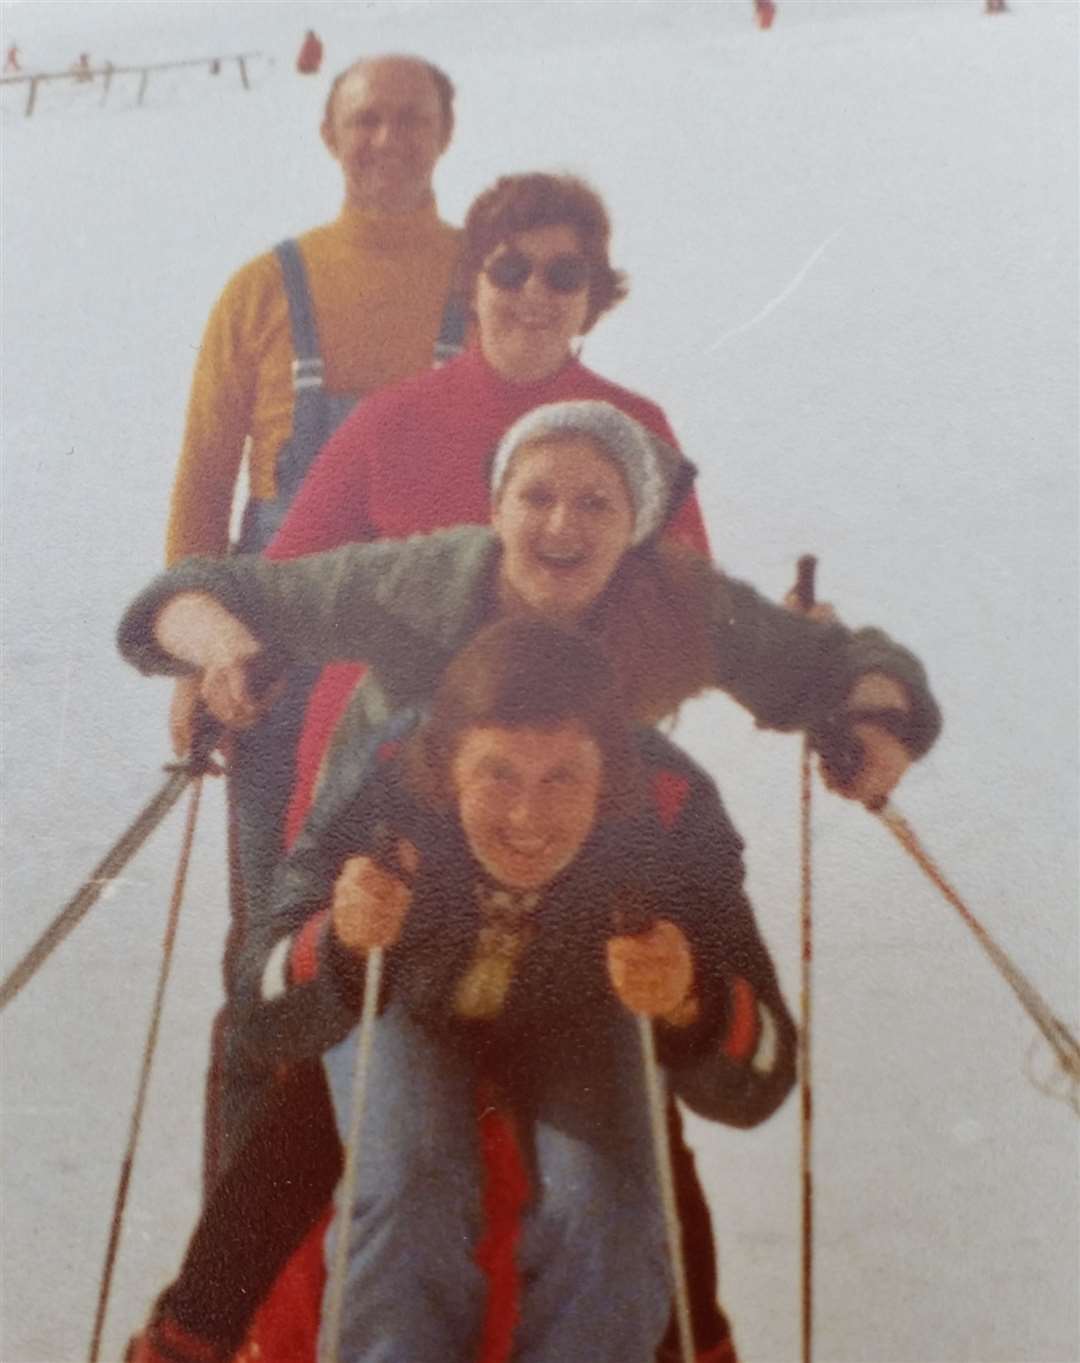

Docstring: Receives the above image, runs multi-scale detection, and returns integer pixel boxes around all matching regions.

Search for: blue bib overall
[214,240,466,1168]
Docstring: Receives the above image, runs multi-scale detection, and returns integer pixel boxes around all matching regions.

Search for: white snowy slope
[1,3,1077,1362]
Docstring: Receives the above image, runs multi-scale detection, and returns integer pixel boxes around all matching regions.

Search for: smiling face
[451,722,603,890]
[473,223,592,383]
[321,57,450,215]
[492,435,636,621]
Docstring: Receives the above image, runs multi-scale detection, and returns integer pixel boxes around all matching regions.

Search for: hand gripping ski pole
[87,769,206,1362]
[790,554,818,1363]
[792,556,1080,1117]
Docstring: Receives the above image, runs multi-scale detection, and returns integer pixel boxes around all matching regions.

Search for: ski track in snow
[705,228,843,354]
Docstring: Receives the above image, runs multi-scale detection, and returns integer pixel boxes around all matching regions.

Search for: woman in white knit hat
[124,394,939,783]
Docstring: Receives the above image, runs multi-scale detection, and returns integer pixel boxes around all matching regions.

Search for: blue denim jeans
[321,1001,672,1362]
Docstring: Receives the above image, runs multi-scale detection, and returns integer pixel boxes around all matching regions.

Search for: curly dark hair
[462,173,629,332]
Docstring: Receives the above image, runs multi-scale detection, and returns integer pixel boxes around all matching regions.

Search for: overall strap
[433,293,468,366]
[274,238,324,393]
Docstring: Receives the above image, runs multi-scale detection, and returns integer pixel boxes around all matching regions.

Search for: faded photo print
[2,3,1077,1362]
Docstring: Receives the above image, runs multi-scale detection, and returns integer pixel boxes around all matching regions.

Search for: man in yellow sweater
[166,54,460,567]
[165,53,462,1179]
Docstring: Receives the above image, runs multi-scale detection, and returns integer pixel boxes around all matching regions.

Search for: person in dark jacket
[161,619,794,1362]
[126,621,795,1363]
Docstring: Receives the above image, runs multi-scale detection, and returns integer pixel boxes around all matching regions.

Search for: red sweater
[267,344,709,839]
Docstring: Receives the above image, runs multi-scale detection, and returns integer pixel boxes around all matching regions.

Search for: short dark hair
[323,56,455,139]
[462,173,629,332]
[406,617,643,819]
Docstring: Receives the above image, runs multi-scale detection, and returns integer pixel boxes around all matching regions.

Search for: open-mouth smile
[534,547,587,570]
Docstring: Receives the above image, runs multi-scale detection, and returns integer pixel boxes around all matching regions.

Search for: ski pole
[322,943,385,1363]
[613,901,695,1363]
[790,554,818,1363]
[323,824,410,1363]
[637,1013,695,1363]
[0,729,221,1015]
[87,770,206,1363]
[875,800,1080,1114]
[791,562,1080,1113]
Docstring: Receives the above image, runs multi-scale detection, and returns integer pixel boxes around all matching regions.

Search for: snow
[1,2,1077,1361]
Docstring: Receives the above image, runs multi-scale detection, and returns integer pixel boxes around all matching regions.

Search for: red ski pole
[790,555,817,1363]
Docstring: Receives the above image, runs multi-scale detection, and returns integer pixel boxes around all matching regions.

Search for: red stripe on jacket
[721,975,760,1062]
[289,910,329,986]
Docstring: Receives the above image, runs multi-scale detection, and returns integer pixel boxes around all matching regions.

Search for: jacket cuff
[116,557,288,677]
[843,627,942,759]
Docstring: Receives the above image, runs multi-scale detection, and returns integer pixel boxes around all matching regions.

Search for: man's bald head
[321,56,455,215]
[323,55,455,141]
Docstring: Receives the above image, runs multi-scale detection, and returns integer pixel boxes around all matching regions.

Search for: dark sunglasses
[483,250,591,295]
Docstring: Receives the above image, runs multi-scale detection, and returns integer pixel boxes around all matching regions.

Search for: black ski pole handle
[369,821,417,890]
[176,648,288,775]
[613,908,655,937]
[185,706,226,775]
[789,554,864,790]
[794,554,818,612]
[611,883,661,938]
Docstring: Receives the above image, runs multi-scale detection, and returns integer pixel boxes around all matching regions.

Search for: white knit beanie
[489,400,683,545]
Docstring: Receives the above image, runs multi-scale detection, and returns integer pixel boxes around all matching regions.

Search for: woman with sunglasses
[121,400,939,1363]
[263,171,709,848]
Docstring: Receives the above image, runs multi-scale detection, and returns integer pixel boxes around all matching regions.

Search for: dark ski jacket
[234,717,798,1130]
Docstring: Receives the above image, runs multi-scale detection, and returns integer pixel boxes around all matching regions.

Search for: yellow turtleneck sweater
[165,201,461,564]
